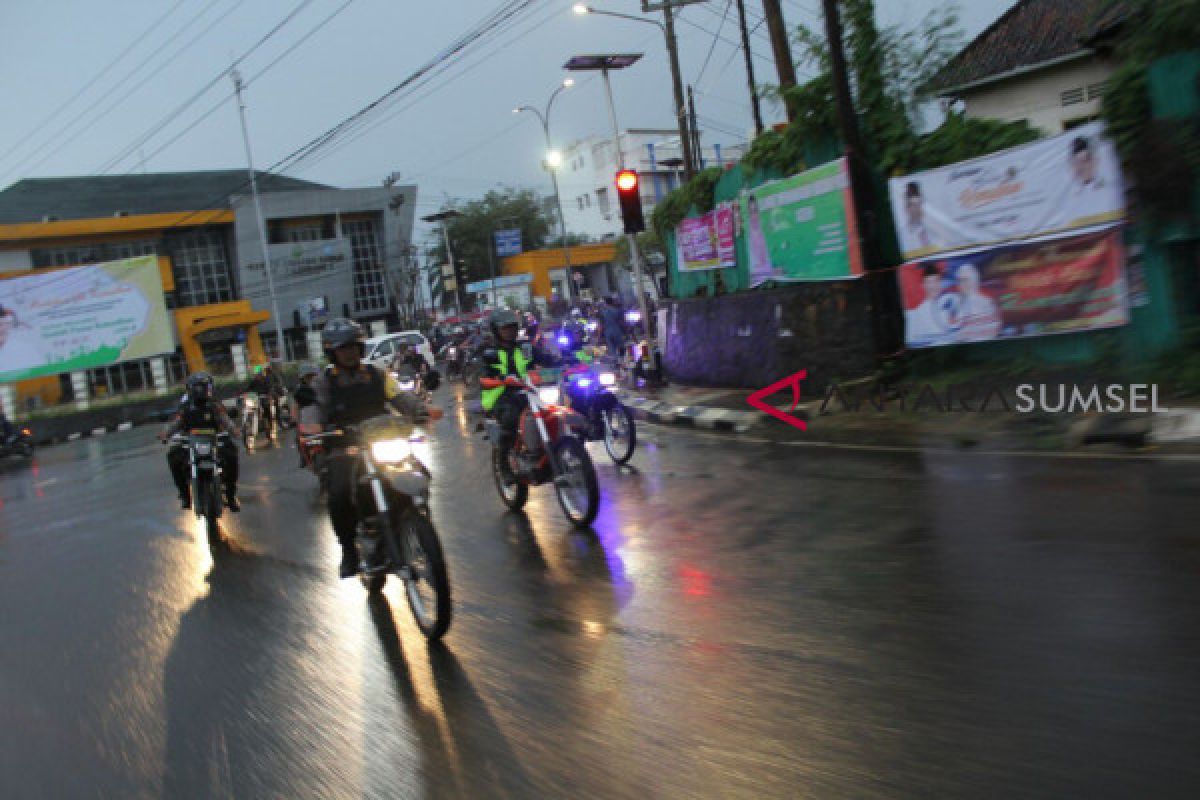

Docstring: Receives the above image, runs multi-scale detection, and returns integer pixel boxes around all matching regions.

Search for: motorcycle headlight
[625,310,641,324]
[576,377,593,389]
[598,372,616,387]
[398,380,416,391]
[193,442,213,456]
[556,335,570,346]
[538,387,561,405]
[371,438,412,464]
[586,321,599,332]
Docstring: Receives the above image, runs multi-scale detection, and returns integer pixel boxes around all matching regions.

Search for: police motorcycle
[314,414,451,640]
[484,372,600,527]
[169,427,229,544]
[558,361,637,465]
[239,391,273,449]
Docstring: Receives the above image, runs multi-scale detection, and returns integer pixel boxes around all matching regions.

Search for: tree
[429,187,555,289]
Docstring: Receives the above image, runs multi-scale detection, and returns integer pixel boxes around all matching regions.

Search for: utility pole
[734,0,764,135]
[761,0,798,120]
[687,85,703,170]
[231,69,286,360]
[659,3,695,179]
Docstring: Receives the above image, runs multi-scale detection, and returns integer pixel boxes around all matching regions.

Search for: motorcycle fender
[592,392,619,412]
[386,466,430,498]
[561,409,591,434]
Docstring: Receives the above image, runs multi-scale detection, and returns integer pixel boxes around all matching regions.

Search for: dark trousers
[167,439,239,497]
[493,390,528,448]
[326,452,361,547]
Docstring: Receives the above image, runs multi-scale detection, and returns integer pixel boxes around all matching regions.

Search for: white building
[926,0,1129,135]
[557,128,747,240]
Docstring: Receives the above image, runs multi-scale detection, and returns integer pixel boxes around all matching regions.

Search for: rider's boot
[225,485,241,512]
[179,488,192,510]
[338,540,360,578]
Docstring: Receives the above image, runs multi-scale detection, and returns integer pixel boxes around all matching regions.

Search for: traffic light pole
[601,68,651,333]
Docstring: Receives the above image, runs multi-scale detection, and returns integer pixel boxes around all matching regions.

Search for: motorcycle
[297,422,329,494]
[560,364,637,464]
[239,392,274,449]
[394,365,431,405]
[275,388,295,430]
[483,374,600,527]
[315,415,451,640]
[0,426,35,460]
[172,428,228,545]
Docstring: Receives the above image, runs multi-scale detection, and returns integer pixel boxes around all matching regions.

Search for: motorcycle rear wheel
[492,447,528,510]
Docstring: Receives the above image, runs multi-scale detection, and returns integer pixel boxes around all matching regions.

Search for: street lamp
[564,52,651,331]
[513,77,577,305]
[573,4,695,179]
[421,209,463,319]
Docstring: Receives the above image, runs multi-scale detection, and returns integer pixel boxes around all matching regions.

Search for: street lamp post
[565,53,651,333]
[422,210,463,320]
[514,78,576,306]
[231,69,287,360]
[574,3,697,178]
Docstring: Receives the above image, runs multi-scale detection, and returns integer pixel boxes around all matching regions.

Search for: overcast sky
[0,0,1014,244]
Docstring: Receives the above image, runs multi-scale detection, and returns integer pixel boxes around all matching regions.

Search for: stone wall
[662,282,877,391]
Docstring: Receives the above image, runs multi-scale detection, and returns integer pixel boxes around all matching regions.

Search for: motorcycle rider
[480,309,536,462]
[160,372,241,512]
[245,364,279,435]
[314,318,441,578]
[292,363,321,466]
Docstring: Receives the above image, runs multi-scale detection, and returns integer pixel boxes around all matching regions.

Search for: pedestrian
[599,295,626,362]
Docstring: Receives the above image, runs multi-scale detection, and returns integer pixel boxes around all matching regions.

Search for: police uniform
[165,398,239,502]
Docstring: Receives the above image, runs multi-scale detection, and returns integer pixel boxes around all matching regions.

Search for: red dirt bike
[482,374,600,527]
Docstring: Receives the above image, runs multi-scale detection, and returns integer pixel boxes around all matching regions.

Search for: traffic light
[615,169,645,234]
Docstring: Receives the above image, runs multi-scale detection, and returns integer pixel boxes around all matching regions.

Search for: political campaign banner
[740,158,864,285]
[676,202,736,272]
[897,227,1128,348]
[889,120,1125,261]
[0,255,174,382]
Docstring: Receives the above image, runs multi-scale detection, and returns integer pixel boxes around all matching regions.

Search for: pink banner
[677,203,736,272]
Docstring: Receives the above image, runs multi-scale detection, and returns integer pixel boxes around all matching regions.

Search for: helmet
[298,362,320,380]
[489,309,520,338]
[321,317,365,355]
[186,372,214,404]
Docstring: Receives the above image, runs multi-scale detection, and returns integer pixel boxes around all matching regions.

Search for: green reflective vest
[481,347,530,411]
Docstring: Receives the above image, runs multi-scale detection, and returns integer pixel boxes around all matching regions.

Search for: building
[498,242,620,305]
[927,0,1130,135]
[0,170,416,408]
[559,129,747,240]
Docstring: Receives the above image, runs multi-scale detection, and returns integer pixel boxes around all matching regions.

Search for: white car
[363,331,435,371]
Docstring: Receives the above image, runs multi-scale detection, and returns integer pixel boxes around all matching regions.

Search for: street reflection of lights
[582,620,606,637]
[678,564,712,598]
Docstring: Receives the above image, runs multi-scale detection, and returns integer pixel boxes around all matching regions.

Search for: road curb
[621,394,762,435]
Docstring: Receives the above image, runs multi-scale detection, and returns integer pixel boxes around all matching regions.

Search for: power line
[694,0,734,87]
[292,0,560,176]
[0,0,189,161]
[0,0,234,183]
[108,0,359,173]
[96,0,320,175]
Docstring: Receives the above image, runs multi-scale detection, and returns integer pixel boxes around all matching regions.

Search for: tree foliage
[1101,0,1200,221]
[429,187,554,284]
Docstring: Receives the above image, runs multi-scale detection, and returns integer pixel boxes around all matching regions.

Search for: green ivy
[903,113,1040,171]
[649,166,723,237]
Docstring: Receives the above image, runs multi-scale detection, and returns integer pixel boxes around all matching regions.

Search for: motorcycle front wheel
[394,508,452,640]
[492,447,528,510]
[602,404,637,465]
[554,436,599,527]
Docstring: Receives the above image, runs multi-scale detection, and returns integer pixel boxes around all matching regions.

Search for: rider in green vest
[481,309,534,453]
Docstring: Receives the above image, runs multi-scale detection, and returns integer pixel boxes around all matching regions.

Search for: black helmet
[321,317,365,355]
[490,309,520,338]
[186,371,214,404]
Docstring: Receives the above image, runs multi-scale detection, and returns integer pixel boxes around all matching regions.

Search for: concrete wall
[961,56,1116,135]
[663,282,877,390]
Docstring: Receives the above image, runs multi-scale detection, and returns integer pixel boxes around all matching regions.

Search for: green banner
[740,158,864,285]
[0,255,174,383]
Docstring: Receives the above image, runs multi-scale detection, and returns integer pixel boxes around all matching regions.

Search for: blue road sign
[494,228,522,257]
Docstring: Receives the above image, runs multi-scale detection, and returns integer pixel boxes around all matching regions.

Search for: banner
[889,121,1125,260]
[740,158,864,285]
[676,202,736,272]
[897,228,1128,349]
[0,255,174,382]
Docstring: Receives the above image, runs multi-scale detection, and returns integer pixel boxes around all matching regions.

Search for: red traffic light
[615,169,639,192]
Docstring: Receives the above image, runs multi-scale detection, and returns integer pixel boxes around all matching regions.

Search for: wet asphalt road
[2,387,1200,799]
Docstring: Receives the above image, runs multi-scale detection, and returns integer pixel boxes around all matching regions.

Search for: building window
[1061,87,1085,106]
[1087,82,1107,101]
[596,187,610,216]
[342,217,388,314]
[168,229,233,307]
[32,238,158,268]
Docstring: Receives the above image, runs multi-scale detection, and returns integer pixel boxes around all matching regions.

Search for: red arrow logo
[747,370,808,431]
